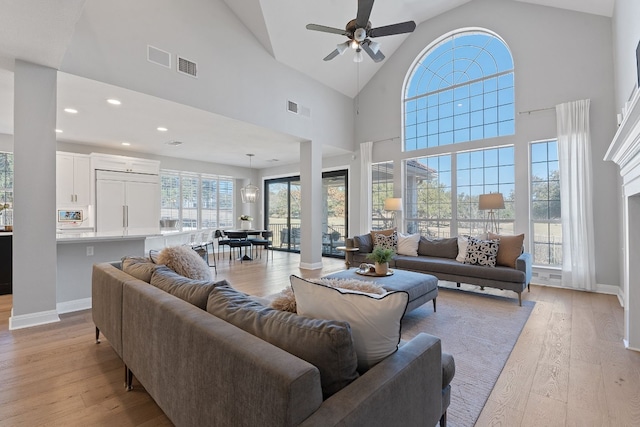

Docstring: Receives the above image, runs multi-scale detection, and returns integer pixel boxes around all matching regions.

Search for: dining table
[225,229,267,261]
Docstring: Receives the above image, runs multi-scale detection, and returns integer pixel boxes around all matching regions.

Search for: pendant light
[241,154,259,203]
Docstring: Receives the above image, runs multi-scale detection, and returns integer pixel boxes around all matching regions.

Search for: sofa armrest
[300,333,443,427]
[516,252,532,285]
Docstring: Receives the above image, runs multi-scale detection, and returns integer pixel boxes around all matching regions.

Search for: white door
[126,181,160,229]
[96,179,126,232]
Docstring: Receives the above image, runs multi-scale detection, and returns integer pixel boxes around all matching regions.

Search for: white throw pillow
[396,232,420,256]
[456,235,469,262]
[290,275,408,372]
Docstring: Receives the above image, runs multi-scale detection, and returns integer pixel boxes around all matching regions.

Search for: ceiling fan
[306,0,416,63]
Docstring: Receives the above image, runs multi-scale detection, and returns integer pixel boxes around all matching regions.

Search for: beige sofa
[92,260,453,427]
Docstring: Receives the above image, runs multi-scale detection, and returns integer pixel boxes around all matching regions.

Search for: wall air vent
[147,45,171,68]
[177,56,198,77]
[287,100,299,114]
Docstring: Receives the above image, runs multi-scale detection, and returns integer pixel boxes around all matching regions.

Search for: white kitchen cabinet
[56,153,90,206]
[96,170,160,232]
[91,153,160,175]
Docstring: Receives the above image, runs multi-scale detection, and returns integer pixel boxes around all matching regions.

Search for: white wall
[612,0,640,111]
[60,0,354,154]
[354,0,620,289]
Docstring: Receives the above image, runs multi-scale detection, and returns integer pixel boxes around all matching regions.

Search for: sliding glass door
[265,170,348,256]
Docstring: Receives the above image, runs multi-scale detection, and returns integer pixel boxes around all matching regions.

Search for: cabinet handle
[125,205,129,227]
[70,194,74,203]
[123,206,127,228]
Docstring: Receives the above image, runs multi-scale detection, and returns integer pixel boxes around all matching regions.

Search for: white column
[10,61,59,329]
[299,140,323,270]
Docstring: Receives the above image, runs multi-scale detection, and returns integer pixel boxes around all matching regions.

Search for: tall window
[0,153,13,225]
[160,170,233,231]
[372,162,394,230]
[405,146,514,237]
[530,140,561,266]
[404,30,514,151]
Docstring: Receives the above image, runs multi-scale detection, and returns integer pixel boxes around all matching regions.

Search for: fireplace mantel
[605,86,640,351]
[605,88,640,173]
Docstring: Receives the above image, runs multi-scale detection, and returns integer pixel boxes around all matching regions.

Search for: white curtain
[359,141,373,235]
[556,99,596,290]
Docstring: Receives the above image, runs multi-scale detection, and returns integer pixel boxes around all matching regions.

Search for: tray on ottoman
[324,269,438,313]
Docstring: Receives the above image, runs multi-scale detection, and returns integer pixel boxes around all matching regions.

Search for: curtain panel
[556,99,597,290]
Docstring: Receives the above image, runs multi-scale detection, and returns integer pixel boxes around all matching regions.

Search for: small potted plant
[366,246,395,275]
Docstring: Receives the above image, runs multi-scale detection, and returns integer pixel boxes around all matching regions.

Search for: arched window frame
[402,28,515,151]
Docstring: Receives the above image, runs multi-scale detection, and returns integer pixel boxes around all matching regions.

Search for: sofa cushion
[370,228,396,244]
[394,255,525,283]
[418,236,459,259]
[464,236,500,267]
[150,265,228,309]
[157,245,212,281]
[397,232,420,256]
[291,275,408,372]
[207,286,359,399]
[354,233,373,253]
[488,232,525,268]
[374,231,398,250]
[270,278,385,313]
[121,256,159,283]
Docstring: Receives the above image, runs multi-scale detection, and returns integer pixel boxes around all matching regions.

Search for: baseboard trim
[9,309,60,330]
[299,261,323,270]
[57,297,92,314]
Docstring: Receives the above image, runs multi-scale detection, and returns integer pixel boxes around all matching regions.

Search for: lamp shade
[384,197,403,211]
[478,193,505,210]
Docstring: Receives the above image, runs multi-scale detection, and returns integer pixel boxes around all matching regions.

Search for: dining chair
[249,230,273,261]
[226,230,252,262]
[214,229,231,260]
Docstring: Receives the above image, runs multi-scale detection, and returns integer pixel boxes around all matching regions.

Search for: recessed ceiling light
[107,99,121,105]
[55,129,63,133]
[157,127,168,132]
[121,142,131,146]
[64,108,78,114]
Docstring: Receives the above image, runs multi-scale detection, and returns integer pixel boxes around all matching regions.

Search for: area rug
[401,284,535,427]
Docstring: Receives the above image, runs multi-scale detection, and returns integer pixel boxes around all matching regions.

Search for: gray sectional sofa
[92,259,454,427]
[348,233,532,305]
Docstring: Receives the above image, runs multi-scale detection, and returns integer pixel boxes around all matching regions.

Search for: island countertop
[56,228,162,244]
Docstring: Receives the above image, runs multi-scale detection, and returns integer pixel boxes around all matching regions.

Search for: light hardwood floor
[0,251,638,426]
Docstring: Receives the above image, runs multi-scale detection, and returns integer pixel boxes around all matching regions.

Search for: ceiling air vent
[147,45,171,68]
[287,100,299,114]
[177,56,198,77]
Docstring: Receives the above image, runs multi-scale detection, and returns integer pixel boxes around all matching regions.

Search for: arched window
[404,30,514,151]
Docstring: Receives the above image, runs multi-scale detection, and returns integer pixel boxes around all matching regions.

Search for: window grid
[404,31,515,151]
[160,171,234,231]
[0,152,13,217]
[530,140,562,266]
[372,162,394,230]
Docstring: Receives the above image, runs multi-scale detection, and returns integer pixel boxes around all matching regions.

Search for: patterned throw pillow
[464,236,500,267]
[374,231,398,250]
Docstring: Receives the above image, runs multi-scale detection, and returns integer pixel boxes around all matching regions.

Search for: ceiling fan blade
[369,21,416,38]
[356,0,375,28]
[323,49,341,61]
[306,23,349,36]
[362,42,385,63]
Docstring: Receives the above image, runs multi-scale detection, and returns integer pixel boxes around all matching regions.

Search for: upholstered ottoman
[324,268,439,313]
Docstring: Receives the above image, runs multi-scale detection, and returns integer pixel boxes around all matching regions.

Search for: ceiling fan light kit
[306,0,416,63]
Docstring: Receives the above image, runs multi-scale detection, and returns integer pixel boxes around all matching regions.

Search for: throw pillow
[353,233,373,253]
[418,236,459,259]
[157,245,212,281]
[488,232,525,268]
[290,275,408,372]
[374,231,398,251]
[121,256,159,282]
[456,235,469,262]
[464,236,500,267]
[150,265,229,309]
[370,228,396,244]
[207,286,359,399]
[396,232,420,256]
[270,278,386,313]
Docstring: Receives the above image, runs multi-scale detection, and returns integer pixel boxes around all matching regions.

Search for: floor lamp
[384,198,402,229]
[478,193,504,234]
